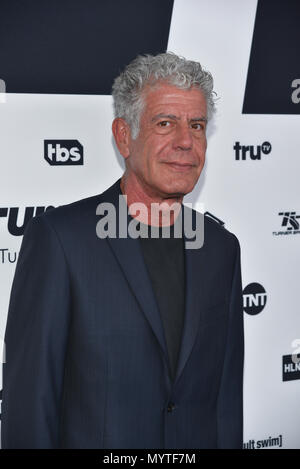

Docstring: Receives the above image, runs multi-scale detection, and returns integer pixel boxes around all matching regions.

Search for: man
[1,52,244,449]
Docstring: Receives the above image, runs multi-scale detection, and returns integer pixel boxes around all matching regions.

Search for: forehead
[141,82,207,117]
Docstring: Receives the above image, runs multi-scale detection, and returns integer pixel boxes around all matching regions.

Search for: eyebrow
[151,113,207,123]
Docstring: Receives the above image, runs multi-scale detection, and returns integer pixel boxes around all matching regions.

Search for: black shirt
[119,184,186,382]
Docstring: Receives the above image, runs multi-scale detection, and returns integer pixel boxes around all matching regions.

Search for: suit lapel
[107,234,171,372]
[174,215,209,384]
[103,181,171,376]
[100,180,209,386]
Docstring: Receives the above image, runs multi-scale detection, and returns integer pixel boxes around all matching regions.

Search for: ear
[112,118,131,159]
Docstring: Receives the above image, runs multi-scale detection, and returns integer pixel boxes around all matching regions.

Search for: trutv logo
[0,207,54,236]
[44,140,83,165]
[234,141,271,160]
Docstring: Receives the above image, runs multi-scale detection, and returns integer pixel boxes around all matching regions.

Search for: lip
[164,162,195,171]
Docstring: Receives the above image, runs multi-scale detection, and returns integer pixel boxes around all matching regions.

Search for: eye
[191,122,204,130]
[158,120,171,127]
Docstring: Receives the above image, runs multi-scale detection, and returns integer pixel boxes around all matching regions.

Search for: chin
[158,179,196,198]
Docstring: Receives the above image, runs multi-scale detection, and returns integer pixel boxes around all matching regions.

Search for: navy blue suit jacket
[1,178,244,449]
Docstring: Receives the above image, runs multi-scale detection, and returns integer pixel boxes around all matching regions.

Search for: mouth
[163,162,195,172]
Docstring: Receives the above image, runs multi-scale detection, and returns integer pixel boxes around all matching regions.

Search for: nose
[172,123,193,151]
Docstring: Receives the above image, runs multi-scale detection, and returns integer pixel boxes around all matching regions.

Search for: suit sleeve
[217,235,244,449]
[1,214,71,448]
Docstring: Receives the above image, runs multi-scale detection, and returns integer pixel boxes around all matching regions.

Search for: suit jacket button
[167,402,175,412]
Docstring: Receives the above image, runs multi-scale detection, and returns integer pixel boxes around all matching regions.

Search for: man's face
[127,82,207,199]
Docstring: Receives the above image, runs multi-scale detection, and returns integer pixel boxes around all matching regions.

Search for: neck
[120,171,183,227]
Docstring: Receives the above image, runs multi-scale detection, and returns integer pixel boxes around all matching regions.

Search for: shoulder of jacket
[30,179,121,229]
[203,210,240,248]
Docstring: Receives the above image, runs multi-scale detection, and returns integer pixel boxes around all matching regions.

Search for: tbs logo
[44,140,83,165]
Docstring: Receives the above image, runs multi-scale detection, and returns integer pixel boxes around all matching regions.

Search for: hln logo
[234,141,271,160]
[44,140,83,165]
[282,355,300,382]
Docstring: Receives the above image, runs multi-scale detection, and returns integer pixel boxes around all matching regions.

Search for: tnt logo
[234,141,271,160]
[243,282,267,315]
[44,140,83,165]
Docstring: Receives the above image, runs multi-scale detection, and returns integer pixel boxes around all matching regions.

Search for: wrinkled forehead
[140,80,207,118]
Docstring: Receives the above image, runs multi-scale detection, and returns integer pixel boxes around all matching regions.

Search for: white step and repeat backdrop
[0,0,299,449]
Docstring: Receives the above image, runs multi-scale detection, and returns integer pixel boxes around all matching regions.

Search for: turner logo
[273,211,300,236]
[243,282,267,315]
[44,140,83,165]
[234,141,271,160]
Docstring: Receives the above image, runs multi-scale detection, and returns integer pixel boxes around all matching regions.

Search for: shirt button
[167,402,175,412]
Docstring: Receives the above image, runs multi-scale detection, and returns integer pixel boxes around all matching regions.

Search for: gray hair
[111,51,216,139]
